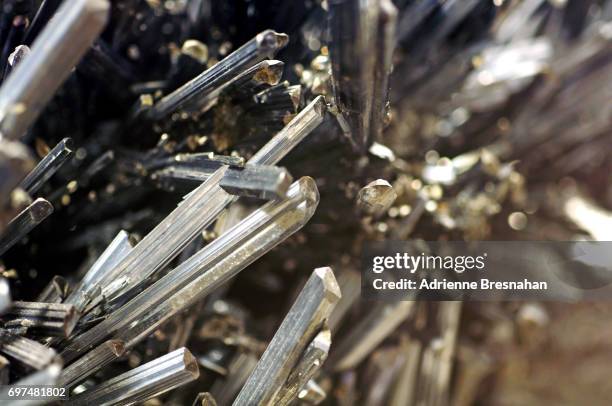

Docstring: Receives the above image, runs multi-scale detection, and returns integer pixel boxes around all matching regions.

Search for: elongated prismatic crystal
[0,0,109,140]
[19,138,73,195]
[414,301,462,406]
[148,30,288,121]
[145,152,245,173]
[62,177,320,361]
[328,270,361,333]
[89,96,327,305]
[248,95,327,165]
[0,198,53,256]
[221,60,284,101]
[4,301,78,337]
[194,59,285,114]
[0,328,58,370]
[93,167,232,302]
[178,94,325,202]
[273,328,331,405]
[328,0,397,152]
[65,347,199,406]
[210,352,258,405]
[331,301,415,371]
[58,339,125,388]
[36,275,69,303]
[153,163,293,200]
[64,230,132,312]
[234,267,340,405]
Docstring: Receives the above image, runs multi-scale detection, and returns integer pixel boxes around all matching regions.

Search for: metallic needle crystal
[328,270,360,333]
[217,165,292,200]
[389,339,422,406]
[108,95,327,302]
[194,59,285,114]
[146,152,245,172]
[0,198,53,256]
[65,347,199,406]
[0,0,606,403]
[272,328,331,405]
[62,177,320,361]
[118,178,321,350]
[148,30,288,121]
[331,301,415,371]
[154,164,293,200]
[94,167,232,302]
[179,94,325,202]
[371,0,397,141]
[95,95,326,308]
[220,60,284,101]
[416,301,462,406]
[0,0,110,140]
[36,275,69,303]
[328,0,379,151]
[4,301,78,337]
[210,352,258,405]
[19,137,73,195]
[0,328,58,370]
[57,339,125,388]
[247,95,327,166]
[234,267,341,405]
[64,230,132,312]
